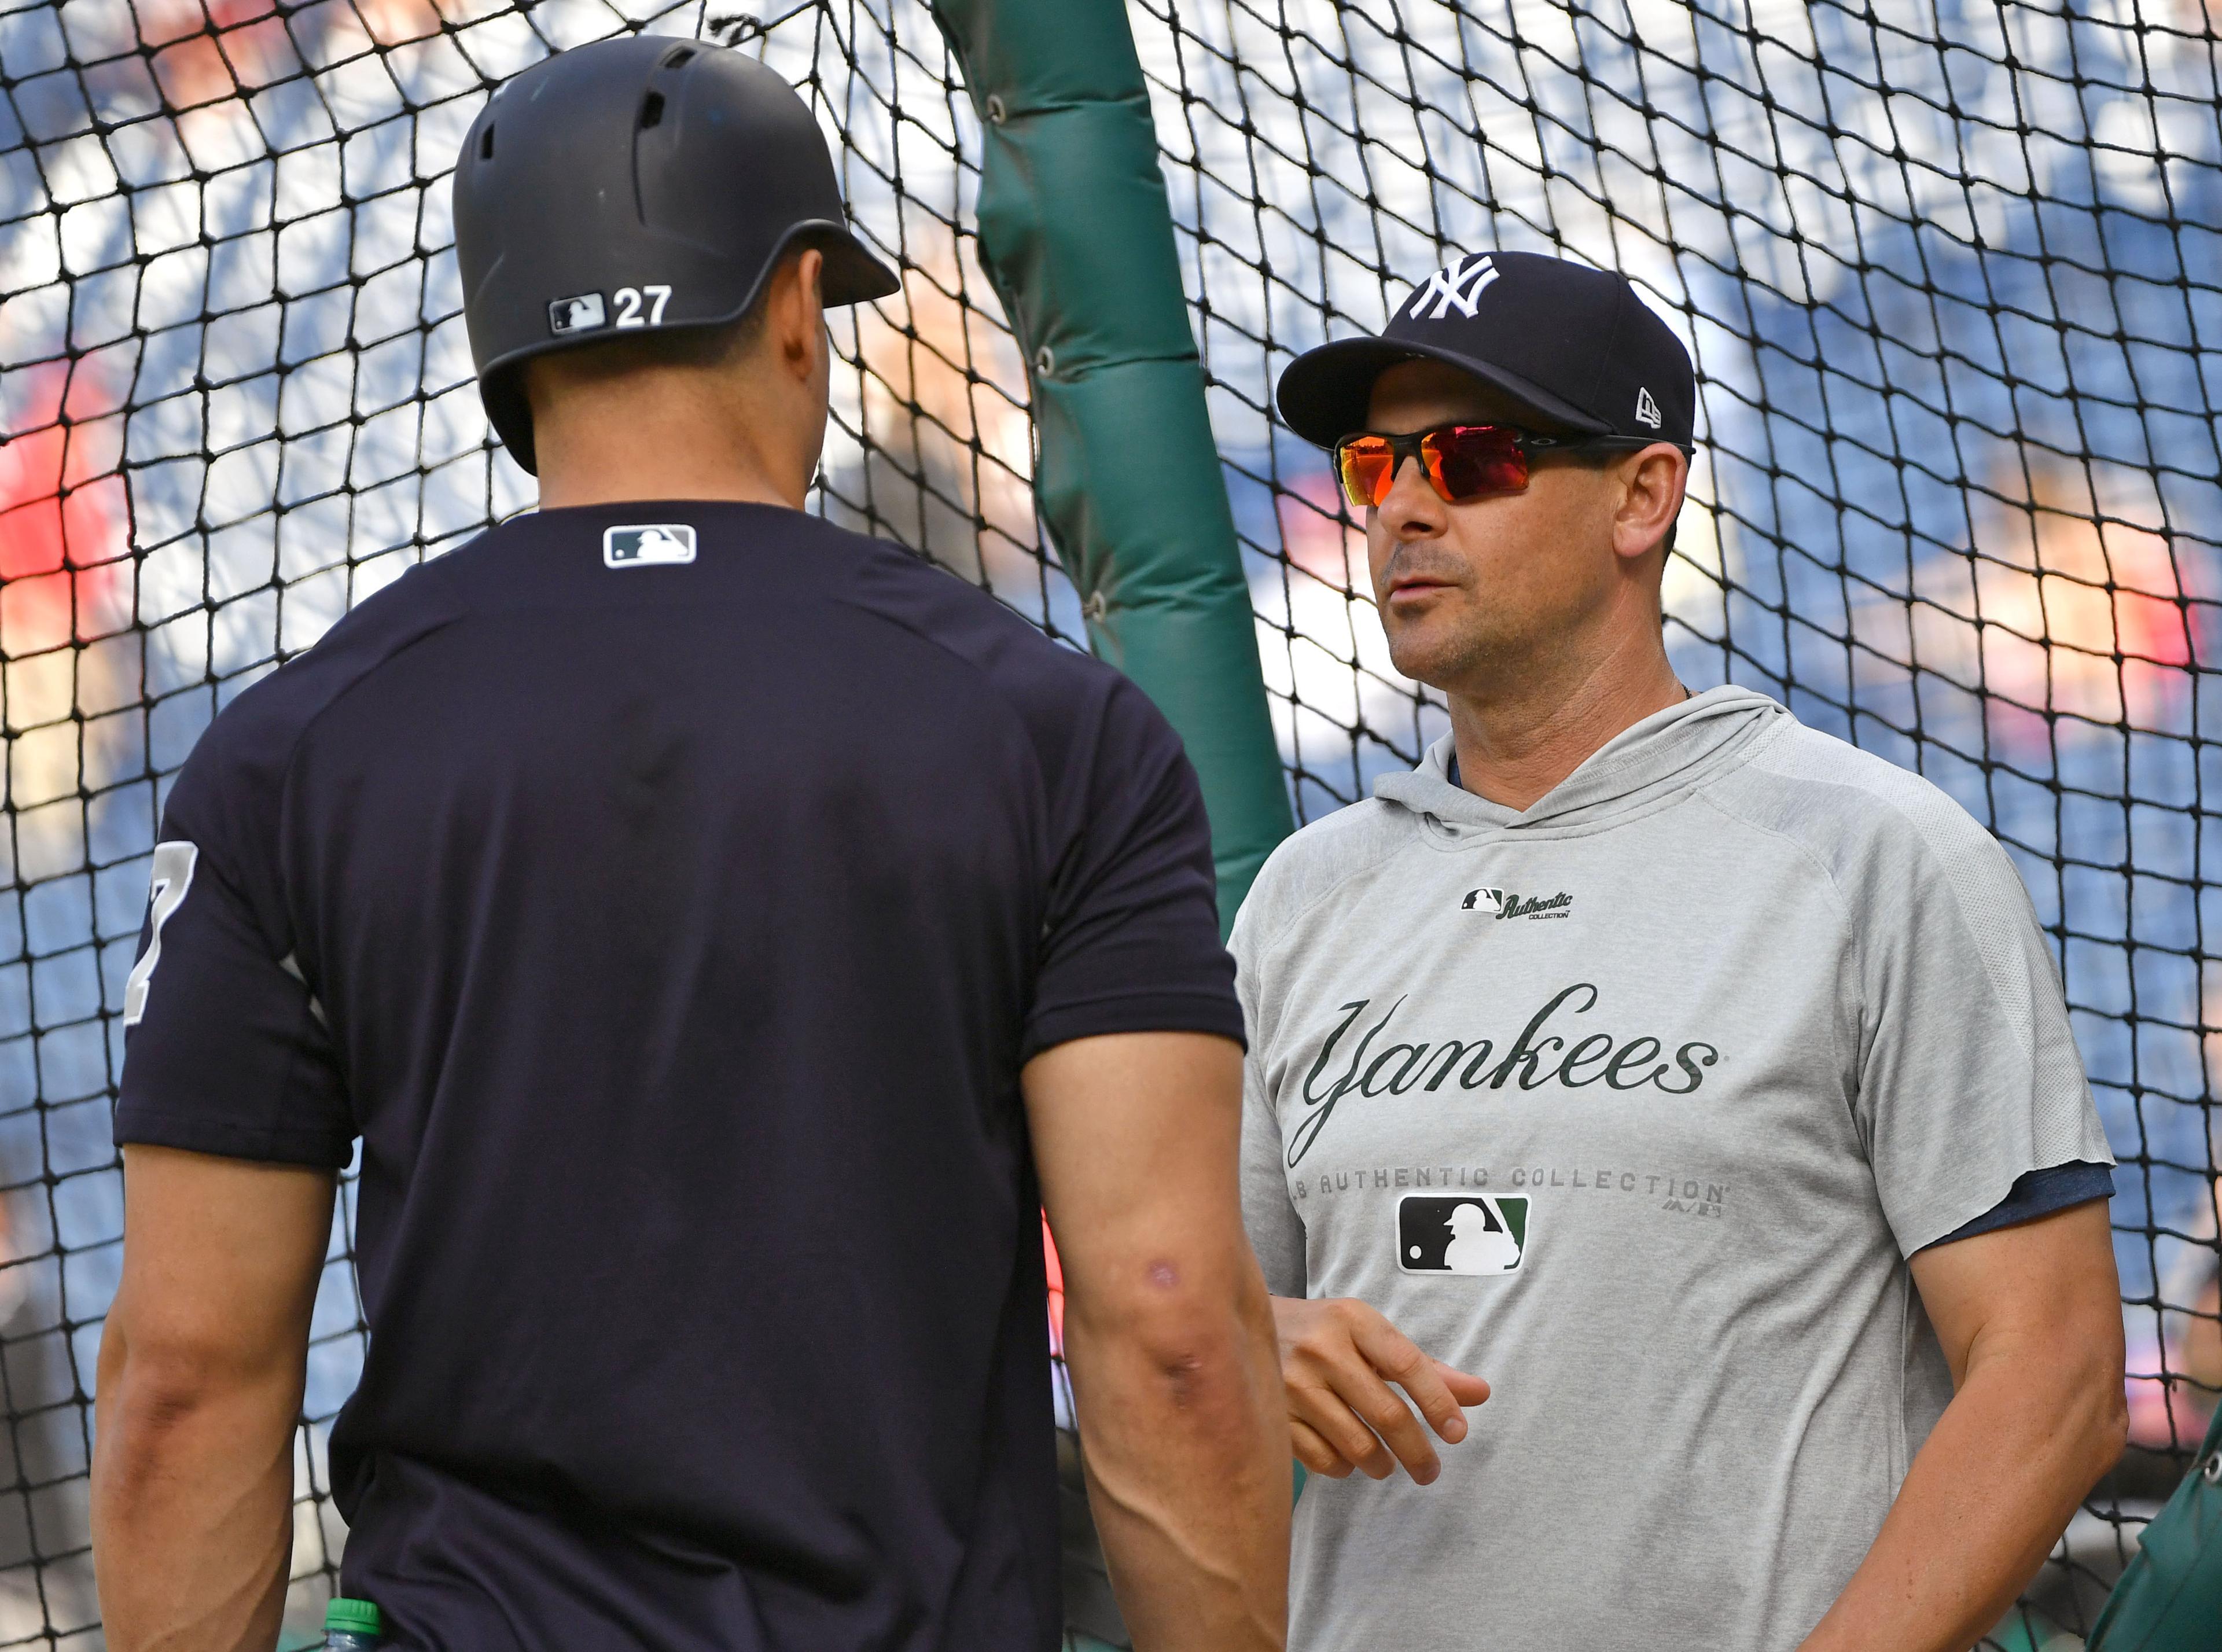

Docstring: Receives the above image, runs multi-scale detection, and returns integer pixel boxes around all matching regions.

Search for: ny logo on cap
[1404,253,1500,321]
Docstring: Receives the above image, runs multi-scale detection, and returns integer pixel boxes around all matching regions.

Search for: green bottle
[322,1598,381,1651]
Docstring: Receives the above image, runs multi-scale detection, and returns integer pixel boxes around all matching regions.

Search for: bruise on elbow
[1143,1336,1248,1417]
[1066,1254,1248,1410]
[1129,1259,1248,1414]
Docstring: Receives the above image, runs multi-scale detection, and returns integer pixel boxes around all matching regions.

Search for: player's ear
[1612,442,1687,564]
[767,247,827,387]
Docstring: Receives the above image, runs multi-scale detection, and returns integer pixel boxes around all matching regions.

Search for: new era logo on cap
[549,293,606,334]
[604,524,696,568]
[1635,387,1663,429]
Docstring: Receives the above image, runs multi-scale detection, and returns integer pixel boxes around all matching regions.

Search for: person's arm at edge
[93,1143,336,1652]
[1024,1030,1289,1652]
[1796,1198,2127,1652]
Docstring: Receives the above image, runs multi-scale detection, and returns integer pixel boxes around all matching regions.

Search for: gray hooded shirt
[1233,686,2110,1652]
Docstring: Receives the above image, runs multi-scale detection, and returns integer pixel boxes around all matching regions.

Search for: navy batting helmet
[453,36,899,474]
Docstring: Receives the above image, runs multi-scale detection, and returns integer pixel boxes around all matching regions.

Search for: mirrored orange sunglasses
[1332,424,1654,512]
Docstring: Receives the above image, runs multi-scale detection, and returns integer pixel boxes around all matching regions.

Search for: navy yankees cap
[1276,251,1695,451]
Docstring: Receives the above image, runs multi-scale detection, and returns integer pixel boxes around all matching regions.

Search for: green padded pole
[926,0,1294,930]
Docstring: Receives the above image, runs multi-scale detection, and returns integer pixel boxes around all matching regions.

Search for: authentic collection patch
[604,524,697,568]
[1399,1193,1528,1275]
[1462,885,1573,919]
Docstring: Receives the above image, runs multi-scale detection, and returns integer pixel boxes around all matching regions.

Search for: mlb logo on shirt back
[604,524,697,568]
[1399,1194,1527,1275]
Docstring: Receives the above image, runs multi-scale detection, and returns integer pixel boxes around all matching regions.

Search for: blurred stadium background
[3,0,2220,1645]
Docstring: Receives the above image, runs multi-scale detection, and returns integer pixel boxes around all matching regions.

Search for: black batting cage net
[2,0,2217,1644]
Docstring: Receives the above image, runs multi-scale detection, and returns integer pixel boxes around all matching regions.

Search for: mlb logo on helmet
[604,524,697,568]
[1399,1194,1528,1275]
[547,293,607,335]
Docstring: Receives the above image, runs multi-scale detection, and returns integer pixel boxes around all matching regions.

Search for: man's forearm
[91,1330,300,1652]
[1797,1341,2125,1652]
[1065,1282,1290,1652]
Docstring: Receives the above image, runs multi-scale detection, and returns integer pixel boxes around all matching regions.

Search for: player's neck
[532,382,819,513]
[1442,618,1685,813]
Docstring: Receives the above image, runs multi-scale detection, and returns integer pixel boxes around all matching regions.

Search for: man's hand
[1024,1031,1289,1652]
[1797,1199,2126,1652]
[1272,1297,1490,1485]
[92,1145,336,1652]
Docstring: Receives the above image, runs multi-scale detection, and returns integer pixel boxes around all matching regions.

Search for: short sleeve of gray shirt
[1771,741,2109,1254]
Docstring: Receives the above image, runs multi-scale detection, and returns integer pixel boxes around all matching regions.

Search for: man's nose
[1378,455,1445,535]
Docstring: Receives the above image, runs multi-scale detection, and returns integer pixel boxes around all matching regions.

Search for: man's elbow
[1134,1319,1256,1421]
[2047,1322,2129,1491]
[1069,1267,1269,1426]
[2078,1363,2129,1487]
[102,1330,275,1454]
[102,1346,227,1471]
[94,1364,205,1521]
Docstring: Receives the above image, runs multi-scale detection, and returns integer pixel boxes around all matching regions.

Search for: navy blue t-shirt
[113,503,1245,1652]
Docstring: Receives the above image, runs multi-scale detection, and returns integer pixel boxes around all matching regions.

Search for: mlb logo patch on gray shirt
[1399,1194,1525,1274]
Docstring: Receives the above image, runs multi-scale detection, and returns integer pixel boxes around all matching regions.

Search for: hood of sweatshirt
[1371,685,1788,837]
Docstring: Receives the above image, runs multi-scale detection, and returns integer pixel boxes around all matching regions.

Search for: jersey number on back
[123,841,199,1028]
